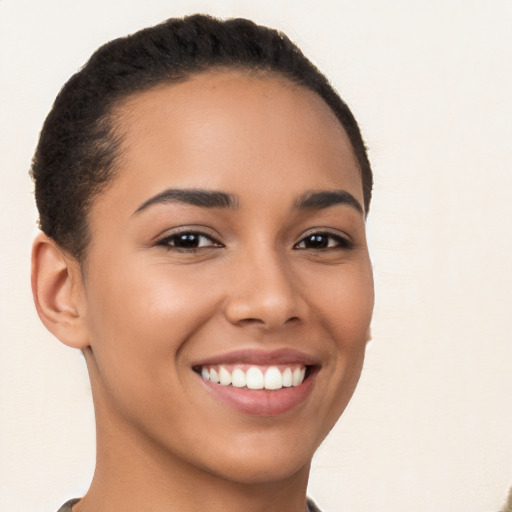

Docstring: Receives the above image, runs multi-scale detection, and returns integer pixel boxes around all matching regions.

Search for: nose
[223,249,307,330]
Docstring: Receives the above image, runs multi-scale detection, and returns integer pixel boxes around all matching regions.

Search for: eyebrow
[133,188,239,215]
[133,187,363,216]
[294,190,364,214]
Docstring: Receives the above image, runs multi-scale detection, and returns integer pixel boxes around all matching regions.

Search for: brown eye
[295,232,353,250]
[158,232,222,250]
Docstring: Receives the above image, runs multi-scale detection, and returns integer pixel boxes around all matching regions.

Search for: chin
[185,426,322,486]
[208,451,312,486]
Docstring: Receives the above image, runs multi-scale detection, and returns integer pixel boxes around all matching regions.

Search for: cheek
[311,260,374,343]
[82,257,219,388]
[333,266,374,381]
[309,261,373,410]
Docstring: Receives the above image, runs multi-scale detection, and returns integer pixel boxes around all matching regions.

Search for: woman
[31,14,374,512]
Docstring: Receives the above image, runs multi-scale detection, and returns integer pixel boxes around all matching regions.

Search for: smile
[192,349,320,416]
[197,364,307,390]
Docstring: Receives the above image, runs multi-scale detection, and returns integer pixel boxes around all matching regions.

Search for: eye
[157,231,223,250]
[294,231,353,250]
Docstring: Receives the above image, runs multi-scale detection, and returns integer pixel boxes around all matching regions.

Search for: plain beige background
[1,1,511,511]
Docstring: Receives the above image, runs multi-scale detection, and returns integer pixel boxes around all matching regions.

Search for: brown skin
[32,71,374,512]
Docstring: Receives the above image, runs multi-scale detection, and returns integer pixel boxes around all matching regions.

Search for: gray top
[57,497,322,511]
[57,499,79,512]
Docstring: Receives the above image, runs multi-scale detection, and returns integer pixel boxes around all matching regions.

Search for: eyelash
[156,230,353,252]
[294,231,354,251]
[156,231,223,251]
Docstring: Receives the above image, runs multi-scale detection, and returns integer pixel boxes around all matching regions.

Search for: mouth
[191,349,320,416]
[193,363,311,390]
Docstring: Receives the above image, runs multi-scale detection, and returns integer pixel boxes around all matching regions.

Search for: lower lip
[199,372,316,416]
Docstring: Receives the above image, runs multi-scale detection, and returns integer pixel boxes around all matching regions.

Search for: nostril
[236,316,300,328]
[238,317,265,326]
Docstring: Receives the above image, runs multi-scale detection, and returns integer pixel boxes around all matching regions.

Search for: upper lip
[191,348,321,367]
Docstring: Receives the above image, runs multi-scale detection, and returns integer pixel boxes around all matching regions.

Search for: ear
[31,232,89,349]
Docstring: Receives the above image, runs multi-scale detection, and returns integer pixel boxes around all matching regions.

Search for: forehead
[102,70,363,211]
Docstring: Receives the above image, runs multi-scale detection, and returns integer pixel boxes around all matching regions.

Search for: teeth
[219,366,231,385]
[246,367,264,389]
[282,367,293,387]
[292,367,305,386]
[210,368,220,383]
[264,367,282,390]
[231,368,247,388]
[201,364,307,390]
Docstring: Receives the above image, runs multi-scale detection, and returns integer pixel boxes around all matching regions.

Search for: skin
[32,71,374,512]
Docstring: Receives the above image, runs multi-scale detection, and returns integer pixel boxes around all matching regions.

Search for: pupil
[177,234,199,248]
[307,234,328,248]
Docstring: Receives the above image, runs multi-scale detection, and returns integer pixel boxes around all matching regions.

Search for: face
[79,71,374,485]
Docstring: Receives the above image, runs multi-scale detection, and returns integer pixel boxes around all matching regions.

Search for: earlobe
[31,233,89,349]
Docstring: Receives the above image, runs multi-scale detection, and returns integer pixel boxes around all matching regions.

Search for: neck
[75,380,311,512]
